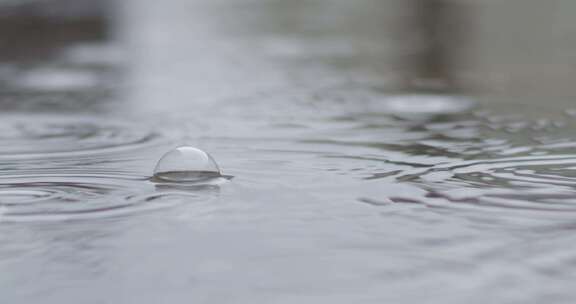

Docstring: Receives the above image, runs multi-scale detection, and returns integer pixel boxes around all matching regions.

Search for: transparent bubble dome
[153,146,223,182]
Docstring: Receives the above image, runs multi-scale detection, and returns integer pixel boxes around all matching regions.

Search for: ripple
[0,115,223,222]
[0,189,57,206]
[396,154,576,220]
[0,171,218,222]
[0,114,163,159]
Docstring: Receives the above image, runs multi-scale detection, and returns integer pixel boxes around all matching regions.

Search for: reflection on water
[400,0,471,93]
[2,0,576,303]
[0,0,119,113]
[0,115,219,222]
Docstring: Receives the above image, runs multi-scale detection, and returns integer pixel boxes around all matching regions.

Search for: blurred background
[2,0,576,111]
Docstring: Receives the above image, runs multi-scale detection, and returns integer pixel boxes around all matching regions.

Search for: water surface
[2,0,576,303]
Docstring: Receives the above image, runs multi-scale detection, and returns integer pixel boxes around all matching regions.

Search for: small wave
[394,154,576,221]
[0,114,164,160]
[0,170,218,222]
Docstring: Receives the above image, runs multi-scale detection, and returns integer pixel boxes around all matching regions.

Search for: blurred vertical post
[0,0,117,113]
[401,0,471,94]
[0,0,111,61]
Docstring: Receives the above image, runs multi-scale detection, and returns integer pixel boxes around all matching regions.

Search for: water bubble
[153,146,223,183]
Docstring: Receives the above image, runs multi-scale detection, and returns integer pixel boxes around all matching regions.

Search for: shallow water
[2,0,576,303]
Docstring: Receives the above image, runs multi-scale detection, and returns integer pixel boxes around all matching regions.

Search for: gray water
[2,0,576,303]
